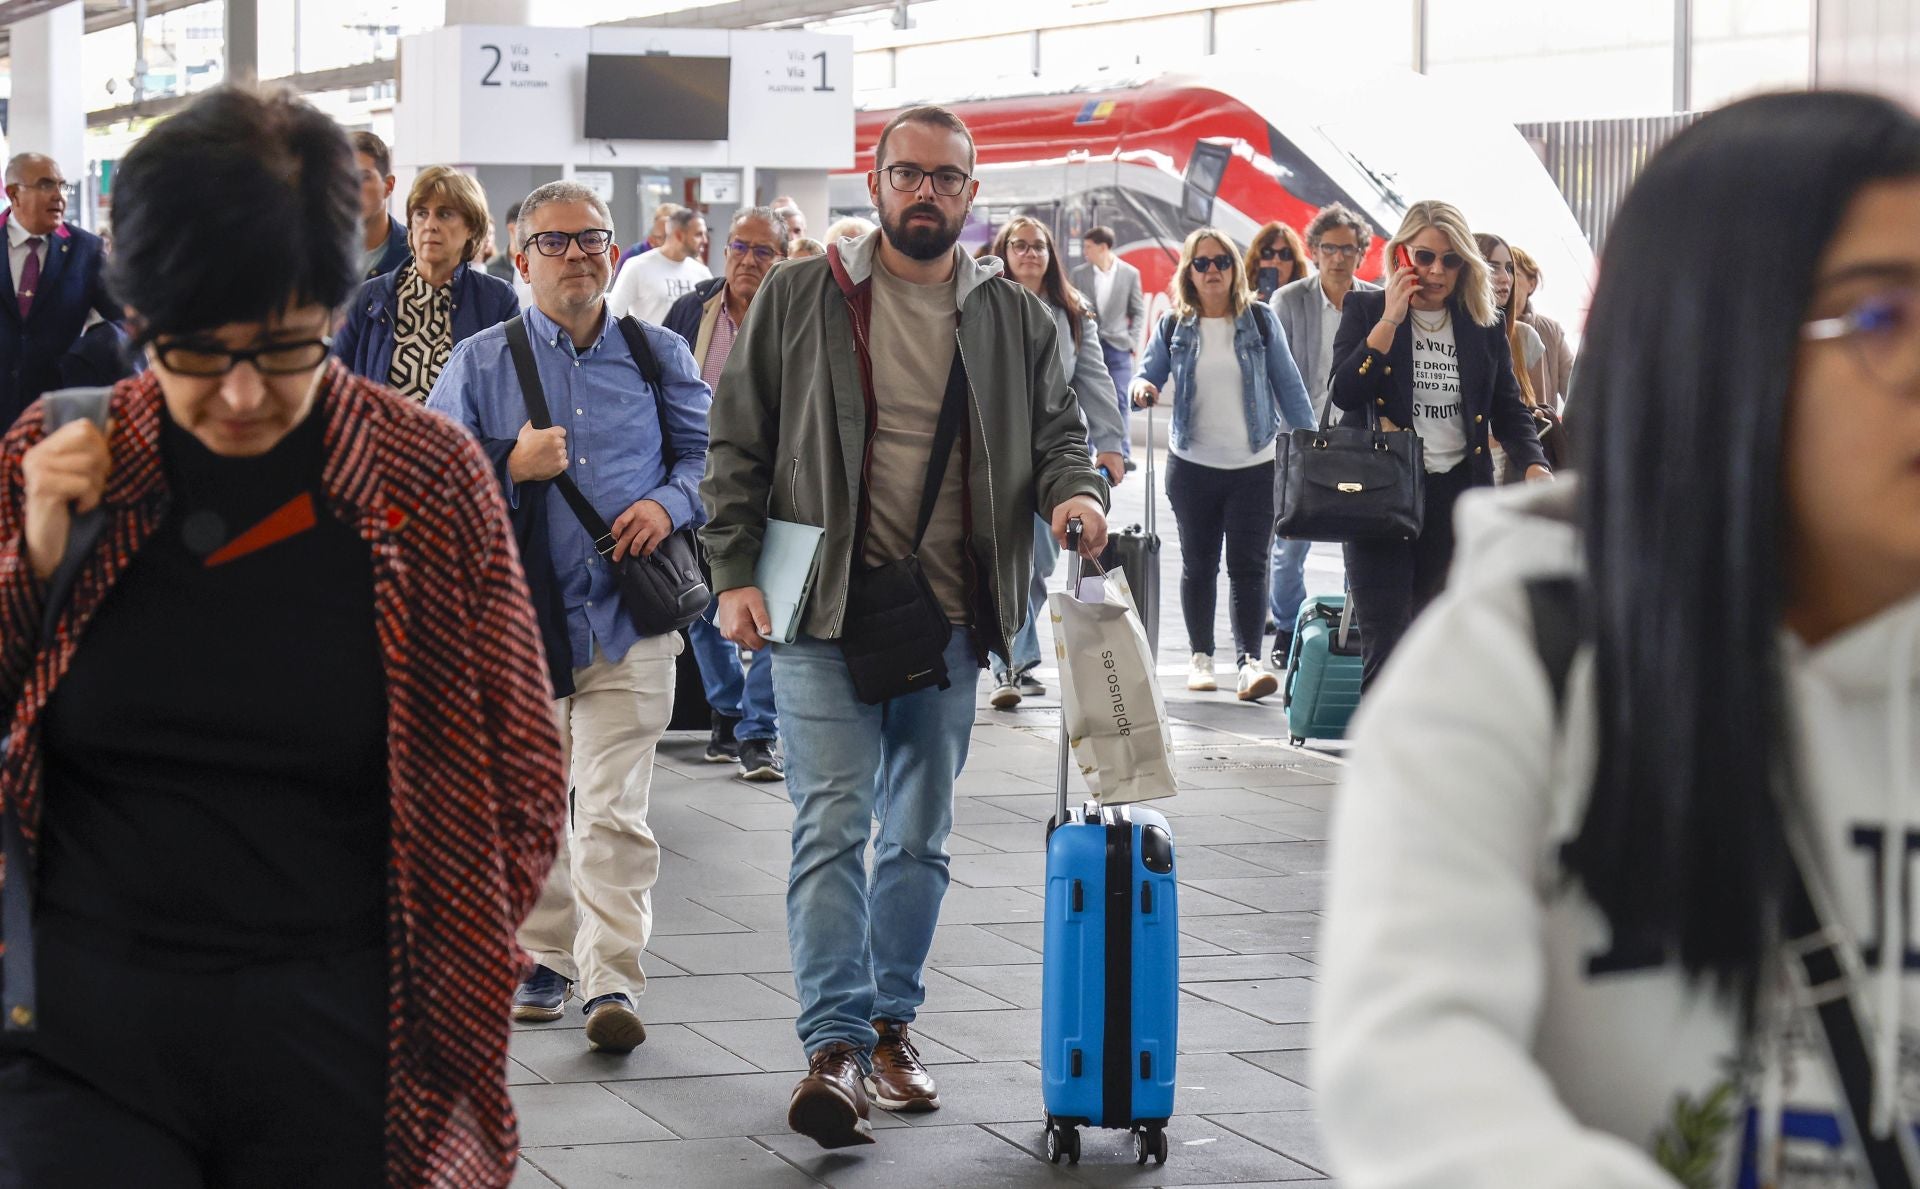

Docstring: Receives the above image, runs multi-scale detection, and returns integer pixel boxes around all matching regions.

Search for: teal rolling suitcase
[1281,594,1363,746]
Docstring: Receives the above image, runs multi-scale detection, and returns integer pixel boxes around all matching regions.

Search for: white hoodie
[1315,478,1920,1188]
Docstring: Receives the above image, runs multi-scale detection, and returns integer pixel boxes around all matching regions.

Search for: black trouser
[1344,461,1476,691]
[0,926,386,1188]
[1165,454,1275,664]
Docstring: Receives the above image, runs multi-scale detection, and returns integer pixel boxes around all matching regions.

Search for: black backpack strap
[1524,576,1581,717]
[501,315,621,555]
[613,315,677,466]
[911,353,969,552]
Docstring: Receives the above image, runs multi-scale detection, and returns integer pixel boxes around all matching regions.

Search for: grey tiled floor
[511,443,1349,1187]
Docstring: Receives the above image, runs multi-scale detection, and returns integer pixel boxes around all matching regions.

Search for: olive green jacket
[699,229,1108,653]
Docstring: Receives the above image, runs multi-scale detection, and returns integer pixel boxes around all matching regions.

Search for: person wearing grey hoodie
[1317,91,1920,1188]
[700,105,1108,1151]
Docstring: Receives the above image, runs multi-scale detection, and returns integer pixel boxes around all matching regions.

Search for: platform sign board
[395,25,854,171]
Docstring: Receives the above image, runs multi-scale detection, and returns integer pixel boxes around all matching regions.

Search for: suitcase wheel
[1289,736,1305,748]
[1133,1125,1167,1166]
[1044,1117,1080,1165]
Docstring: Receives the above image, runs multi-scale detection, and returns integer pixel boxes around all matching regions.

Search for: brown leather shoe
[866,1020,940,1112]
[788,1042,878,1149]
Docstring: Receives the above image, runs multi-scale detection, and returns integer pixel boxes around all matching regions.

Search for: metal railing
[1518,113,1700,252]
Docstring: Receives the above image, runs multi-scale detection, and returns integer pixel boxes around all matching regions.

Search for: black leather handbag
[504,315,712,638]
[837,351,969,705]
[1273,396,1425,543]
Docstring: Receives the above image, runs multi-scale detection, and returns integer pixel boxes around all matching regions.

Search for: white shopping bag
[1049,567,1178,804]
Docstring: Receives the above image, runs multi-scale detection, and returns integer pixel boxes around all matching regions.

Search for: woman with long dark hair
[979,215,1127,708]
[1134,227,1313,700]
[1246,220,1310,303]
[0,87,565,1185]
[1318,90,1920,1186]
[1327,201,1549,688]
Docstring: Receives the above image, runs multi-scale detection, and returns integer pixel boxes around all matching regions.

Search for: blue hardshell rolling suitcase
[1281,594,1363,746]
[1039,519,1179,1168]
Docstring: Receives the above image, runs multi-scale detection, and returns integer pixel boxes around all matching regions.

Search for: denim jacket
[1137,303,1314,455]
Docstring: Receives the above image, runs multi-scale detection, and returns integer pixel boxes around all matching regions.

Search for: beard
[880,200,964,262]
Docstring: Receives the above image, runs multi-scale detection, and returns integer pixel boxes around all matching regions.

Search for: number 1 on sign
[813,51,834,92]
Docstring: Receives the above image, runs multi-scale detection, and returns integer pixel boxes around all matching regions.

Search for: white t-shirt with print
[608,250,712,324]
[1410,315,1467,473]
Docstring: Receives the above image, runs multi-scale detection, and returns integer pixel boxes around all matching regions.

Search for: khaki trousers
[518,633,678,1003]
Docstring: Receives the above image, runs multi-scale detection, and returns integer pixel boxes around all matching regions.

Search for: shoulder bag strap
[909,350,969,553]
[4,387,115,1034]
[502,315,621,554]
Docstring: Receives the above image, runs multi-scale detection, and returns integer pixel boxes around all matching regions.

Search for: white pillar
[9,2,86,180]
[445,0,533,22]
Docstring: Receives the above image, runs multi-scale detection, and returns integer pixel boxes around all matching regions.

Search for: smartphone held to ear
[1394,244,1413,273]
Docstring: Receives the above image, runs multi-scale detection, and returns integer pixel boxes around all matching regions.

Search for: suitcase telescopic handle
[1054,517,1085,829]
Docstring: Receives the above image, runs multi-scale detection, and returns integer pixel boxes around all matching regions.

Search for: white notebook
[755,520,827,645]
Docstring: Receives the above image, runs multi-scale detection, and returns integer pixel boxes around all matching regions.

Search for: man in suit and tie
[1070,225,1145,461]
[0,153,116,428]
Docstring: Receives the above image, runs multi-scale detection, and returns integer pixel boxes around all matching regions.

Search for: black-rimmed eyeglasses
[523,229,615,257]
[876,165,972,197]
[154,337,332,377]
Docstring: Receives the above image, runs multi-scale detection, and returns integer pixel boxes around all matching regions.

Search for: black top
[37,397,390,967]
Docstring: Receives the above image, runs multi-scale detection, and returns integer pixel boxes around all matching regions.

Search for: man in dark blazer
[0,153,117,428]
[351,132,410,280]
[1070,225,1146,460]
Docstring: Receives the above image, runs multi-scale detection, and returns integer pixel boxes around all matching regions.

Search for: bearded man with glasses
[0,152,118,428]
[701,104,1109,1149]
[427,179,713,1058]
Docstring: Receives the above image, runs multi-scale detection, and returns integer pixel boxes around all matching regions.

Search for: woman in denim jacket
[1132,227,1313,701]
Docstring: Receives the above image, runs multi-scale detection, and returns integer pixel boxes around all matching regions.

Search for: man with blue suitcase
[701,105,1109,1150]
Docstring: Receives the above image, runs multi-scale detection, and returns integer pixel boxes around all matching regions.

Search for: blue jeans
[771,627,981,1058]
[1269,536,1312,635]
[995,516,1057,683]
[1101,341,1135,458]
[688,615,777,742]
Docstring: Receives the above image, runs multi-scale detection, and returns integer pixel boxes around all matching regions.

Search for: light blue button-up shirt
[427,302,711,669]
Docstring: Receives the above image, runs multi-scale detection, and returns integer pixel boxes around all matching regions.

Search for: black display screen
[584,54,730,141]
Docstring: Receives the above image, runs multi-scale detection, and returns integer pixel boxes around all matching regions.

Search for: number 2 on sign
[480,44,503,86]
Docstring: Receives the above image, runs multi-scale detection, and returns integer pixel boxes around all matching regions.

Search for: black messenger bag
[838,352,969,705]
[504,315,712,638]
[1273,393,1425,543]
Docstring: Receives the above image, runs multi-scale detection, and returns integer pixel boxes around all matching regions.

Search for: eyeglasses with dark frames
[1410,248,1466,271]
[1804,287,1920,388]
[877,164,972,197]
[727,239,783,263]
[1190,254,1236,274]
[523,229,615,257]
[1007,237,1051,256]
[154,337,333,378]
[1314,243,1362,259]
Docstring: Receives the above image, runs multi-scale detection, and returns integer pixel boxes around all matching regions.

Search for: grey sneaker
[1015,670,1046,697]
[738,738,785,782]
[989,679,1022,710]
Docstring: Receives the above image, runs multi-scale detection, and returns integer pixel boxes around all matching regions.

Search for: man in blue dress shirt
[427,179,711,1057]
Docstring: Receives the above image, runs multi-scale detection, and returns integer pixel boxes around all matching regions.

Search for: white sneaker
[1187,653,1218,692]
[989,679,1023,709]
[1237,659,1279,702]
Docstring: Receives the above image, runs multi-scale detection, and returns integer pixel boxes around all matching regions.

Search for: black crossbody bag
[503,315,711,637]
[838,352,969,705]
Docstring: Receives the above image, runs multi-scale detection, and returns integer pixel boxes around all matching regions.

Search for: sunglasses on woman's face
[1410,248,1465,271]
[1190,254,1235,274]
[1260,246,1295,263]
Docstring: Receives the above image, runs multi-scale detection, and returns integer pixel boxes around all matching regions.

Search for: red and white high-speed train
[833,58,1595,342]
